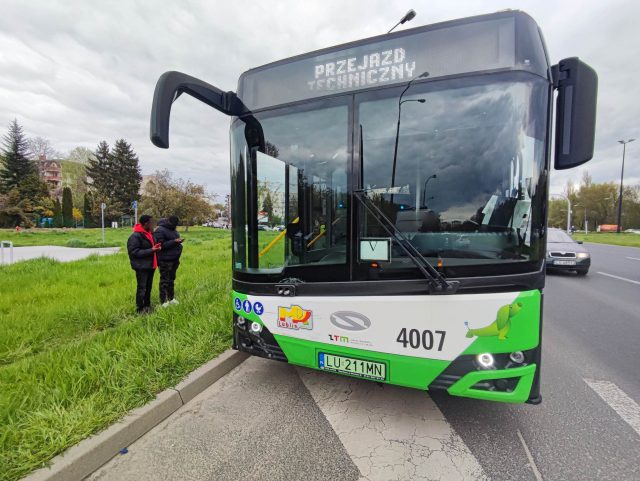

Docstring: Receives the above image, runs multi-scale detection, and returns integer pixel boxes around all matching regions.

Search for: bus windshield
[359,73,549,271]
[231,73,549,277]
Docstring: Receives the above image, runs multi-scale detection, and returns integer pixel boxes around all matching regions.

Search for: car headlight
[576,252,590,258]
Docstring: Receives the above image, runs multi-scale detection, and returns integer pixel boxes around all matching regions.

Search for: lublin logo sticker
[329,311,371,331]
[277,305,313,330]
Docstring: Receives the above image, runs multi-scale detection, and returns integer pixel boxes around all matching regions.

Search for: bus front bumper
[233,319,541,404]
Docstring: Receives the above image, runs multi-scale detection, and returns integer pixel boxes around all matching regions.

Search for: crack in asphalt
[297,367,488,481]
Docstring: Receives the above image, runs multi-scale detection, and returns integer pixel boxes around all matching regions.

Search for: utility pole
[616,139,635,233]
[575,203,587,234]
[101,202,106,243]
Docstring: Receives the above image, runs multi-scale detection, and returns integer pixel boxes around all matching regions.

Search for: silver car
[546,228,591,276]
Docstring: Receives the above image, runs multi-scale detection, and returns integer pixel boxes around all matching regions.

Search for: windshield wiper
[353,190,458,294]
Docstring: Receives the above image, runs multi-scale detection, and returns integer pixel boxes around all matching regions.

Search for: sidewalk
[0,245,120,264]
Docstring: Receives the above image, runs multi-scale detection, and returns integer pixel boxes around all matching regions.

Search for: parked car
[546,228,591,276]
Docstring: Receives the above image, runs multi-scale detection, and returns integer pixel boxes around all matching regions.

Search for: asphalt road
[88,242,640,481]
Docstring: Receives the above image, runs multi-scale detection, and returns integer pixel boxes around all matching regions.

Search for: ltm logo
[328,334,349,343]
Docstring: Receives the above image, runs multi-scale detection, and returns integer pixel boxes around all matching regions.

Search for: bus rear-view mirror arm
[150,71,247,149]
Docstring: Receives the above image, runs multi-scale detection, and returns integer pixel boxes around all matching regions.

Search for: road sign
[132,200,138,226]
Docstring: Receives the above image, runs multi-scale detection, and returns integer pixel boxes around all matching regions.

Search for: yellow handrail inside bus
[306,216,342,248]
[259,217,299,257]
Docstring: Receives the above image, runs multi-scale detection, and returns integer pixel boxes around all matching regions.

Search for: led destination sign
[239,17,525,110]
[308,48,416,92]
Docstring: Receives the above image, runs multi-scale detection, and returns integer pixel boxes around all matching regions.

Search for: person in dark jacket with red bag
[154,215,184,306]
[127,215,161,313]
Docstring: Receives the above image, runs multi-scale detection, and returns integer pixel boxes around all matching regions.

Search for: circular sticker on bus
[253,302,264,315]
[234,297,242,311]
[242,299,252,313]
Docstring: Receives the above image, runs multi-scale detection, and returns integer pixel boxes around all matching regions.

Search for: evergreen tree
[262,192,274,222]
[110,139,142,218]
[86,140,113,221]
[62,187,73,227]
[53,198,63,227]
[83,192,94,228]
[0,119,36,193]
[86,141,111,196]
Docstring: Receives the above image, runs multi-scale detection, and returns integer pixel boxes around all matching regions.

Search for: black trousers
[158,260,180,303]
[135,269,155,312]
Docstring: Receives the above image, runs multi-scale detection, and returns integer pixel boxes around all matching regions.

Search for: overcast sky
[1,0,638,197]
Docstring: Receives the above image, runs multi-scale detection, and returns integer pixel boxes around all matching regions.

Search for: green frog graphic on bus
[465,302,523,340]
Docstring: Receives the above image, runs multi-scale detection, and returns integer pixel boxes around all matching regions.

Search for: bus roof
[237,10,549,111]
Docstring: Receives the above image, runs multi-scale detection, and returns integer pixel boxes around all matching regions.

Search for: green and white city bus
[150,10,597,403]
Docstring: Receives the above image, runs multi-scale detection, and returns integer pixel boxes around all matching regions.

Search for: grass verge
[0,228,128,248]
[572,232,640,248]
[0,228,233,481]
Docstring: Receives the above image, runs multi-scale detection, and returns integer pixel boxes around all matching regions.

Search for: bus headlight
[576,252,590,258]
[476,353,494,369]
[236,316,246,326]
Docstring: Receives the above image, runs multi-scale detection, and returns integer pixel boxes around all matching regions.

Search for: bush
[65,238,88,248]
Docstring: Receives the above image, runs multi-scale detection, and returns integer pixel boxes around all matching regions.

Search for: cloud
[1,0,638,198]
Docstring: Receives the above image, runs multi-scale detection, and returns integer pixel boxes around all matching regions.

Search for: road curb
[22,349,249,481]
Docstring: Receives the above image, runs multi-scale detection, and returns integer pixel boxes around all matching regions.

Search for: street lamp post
[551,193,571,234]
[422,174,437,207]
[390,72,429,204]
[387,9,417,33]
[574,203,588,234]
[616,139,635,233]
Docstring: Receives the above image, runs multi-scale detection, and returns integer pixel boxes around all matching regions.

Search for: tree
[53,198,63,227]
[87,140,142,222]
[0,189,27,227]
[27,136,60,160]
[86,141,111,196]
[0,174,50,228]
[262,192,274,221]
[72,207,83,226]
[83,193,94,228]
[67,146,94,165]
[110,139,142,215]
[140,170,214,231]
[0,119,36,193]
[176,180,215,231]
[61,160,88,207]
[62,187,73,227]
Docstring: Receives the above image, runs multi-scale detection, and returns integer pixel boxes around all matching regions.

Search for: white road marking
[597,271,640,286]
[584,379,640,437]
[517,430,544,481]
[625,257,640,261]
[298,368,488,481]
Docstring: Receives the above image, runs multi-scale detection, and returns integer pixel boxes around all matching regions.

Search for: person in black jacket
[154,215,184,306]
[127,215,161,313]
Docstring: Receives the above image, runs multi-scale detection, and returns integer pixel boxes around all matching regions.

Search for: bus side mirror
[552,58,598,170]
[150,71,246,148]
